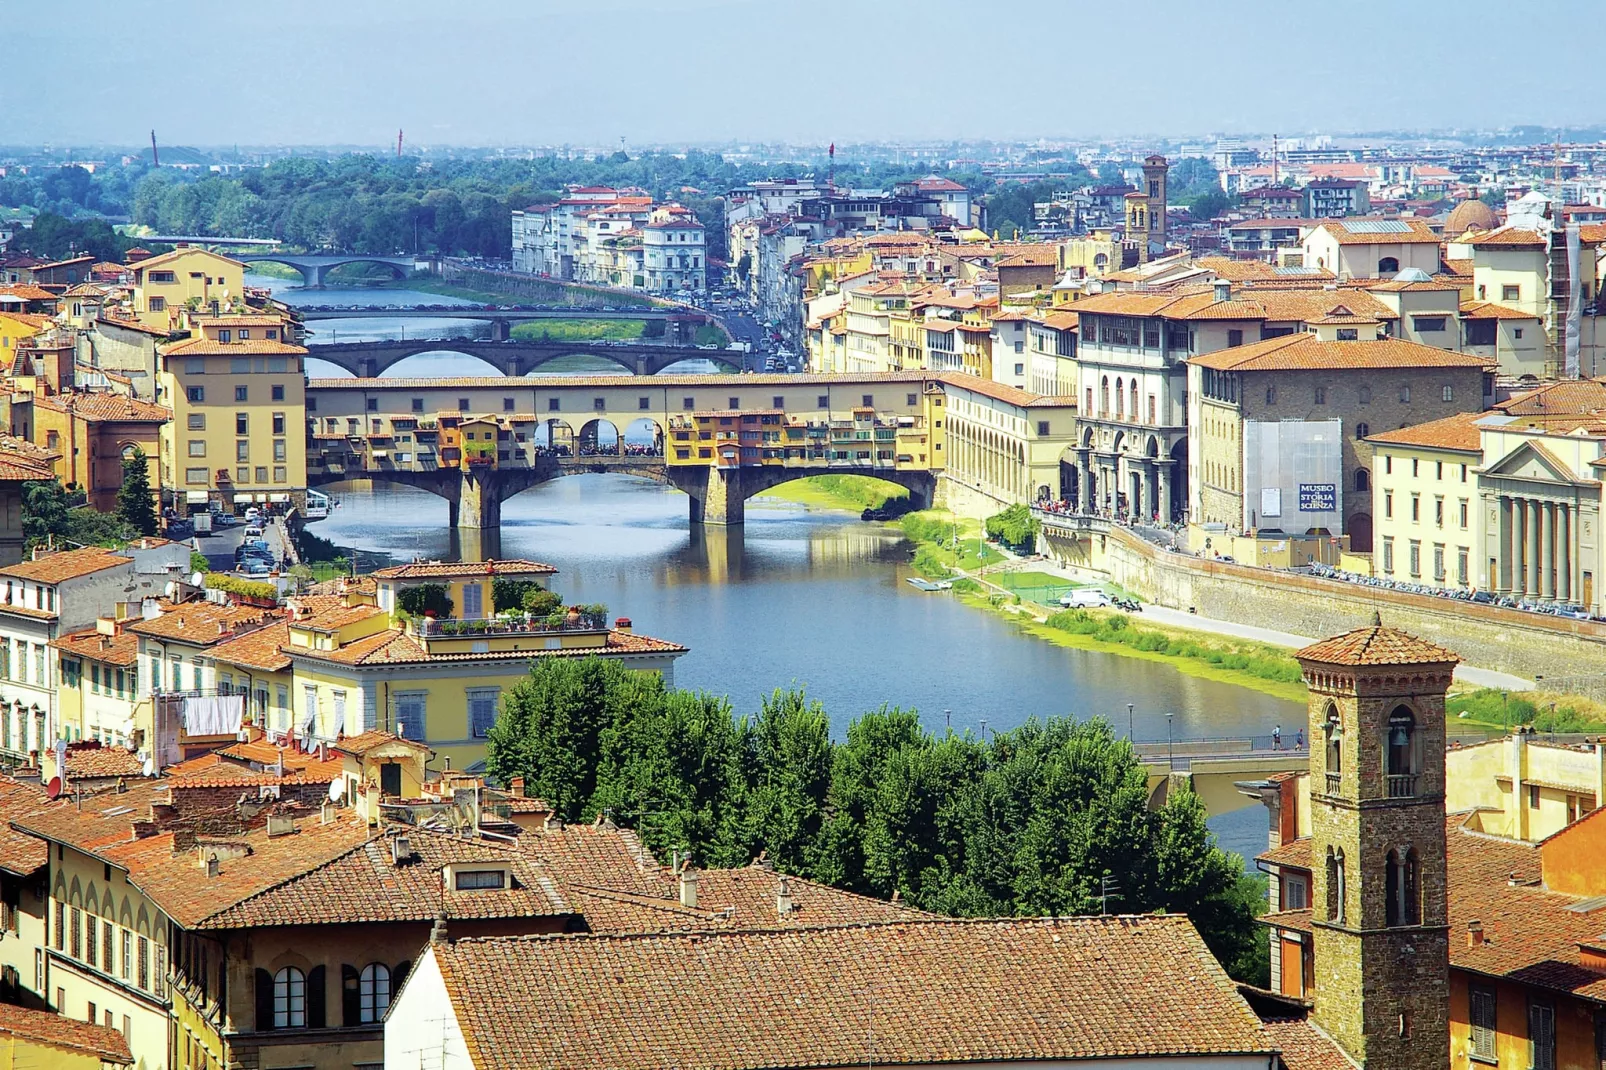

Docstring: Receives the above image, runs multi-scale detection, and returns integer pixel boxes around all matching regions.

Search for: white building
[641,206,706,295]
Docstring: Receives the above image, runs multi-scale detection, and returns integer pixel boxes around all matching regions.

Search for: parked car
[1059,589,1111,609]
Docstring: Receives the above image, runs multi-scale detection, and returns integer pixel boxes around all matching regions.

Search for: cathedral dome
[1445,197,1499,236]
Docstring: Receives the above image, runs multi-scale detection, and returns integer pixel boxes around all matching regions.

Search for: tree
[21,480,71,546]
[736,253,752,281]
[116,449,158,536]
[1185,188,1233,222]
[984,504,1040,550]
[395,583,452,618]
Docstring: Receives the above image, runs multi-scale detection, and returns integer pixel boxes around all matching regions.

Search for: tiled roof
[50,627,140,666]
[291,627,685,667]
[125,601,279,646]
[0,777,47,876]
[64,745,144,779]
[1464,226,1547,247]
[307,371,938,390]
[935,371,1073,411]
[331,730,428,757]
[1365,411,1484,453]
[128,247,243,274]
[161,336,307,357]
[1460,300,1538,321]
[214,737,333,771]
[1260,908,1313,934]
[369,559,558,580]
[164,753,343,790]
[0,284,57,302]
[34,391,171,422]
[1258,837,1313,871]
[0,1002,133,1064]
[1075,285,1398,326]
[432,916,1275,1070]
[286,595,385,632]
[515,820,662,894]
[10,780,172,854]
[208,620,292,671]
[1496,379,1606,417]
[1294,618,1460,667]
[1188,334,1493,373]
[1259,1017,1358,1070]
[0,547,131,584]
[1313,219,1442,245]
[196,826,570,929]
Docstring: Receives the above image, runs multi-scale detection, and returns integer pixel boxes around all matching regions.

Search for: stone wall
[1100,525,1606,680]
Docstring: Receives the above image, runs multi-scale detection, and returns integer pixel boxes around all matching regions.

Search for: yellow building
[0,1002,132,1068]
[128,248,247,333]
[51,621,146,753]
[154,311,308,514]
[1367,412,1484,590]
[1445,731,1606,842]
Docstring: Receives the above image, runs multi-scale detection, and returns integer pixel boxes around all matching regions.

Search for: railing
[1325,773,1342,795]
[1386,773,1418,799]
[406,615,606,639]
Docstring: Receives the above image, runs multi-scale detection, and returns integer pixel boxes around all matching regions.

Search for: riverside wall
[1097,526,1606,683]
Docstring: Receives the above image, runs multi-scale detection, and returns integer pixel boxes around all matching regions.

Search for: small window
[548,398,560,412]
[271,384,285,401]
[188,413,206,430]
[729,397,740,409]
[187,386,204,403]
[1265,386,1276,405]
[1355,469,1370,491]
[1442,385,1454,402]
[235,413,249,435]
[412,398,425,413]
[1355,421,1369,439]
[773,395,784,408]
[1469,987,1497,1063]
[273,966,306,1029]
[907,393,918,405]
[1314,386,1327,405]
[817,395,829,408]
[503,397,515,412]
[1336,328,1358,341]
[1227,329,1243,347]
[1036,421,1050,435]
[684,397,696,410]
[455,869,506,890]
[1502,284,1521,302]
[1399,385,1411,403]
[234,385,248,402]
[458,398,470,412]
[640,396,652,410]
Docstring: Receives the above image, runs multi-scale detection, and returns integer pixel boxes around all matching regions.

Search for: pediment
[1482,440,1585,485]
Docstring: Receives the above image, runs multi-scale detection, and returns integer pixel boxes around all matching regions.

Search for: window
[237,467,250,484]
[548,398,560,412]
[255,466,268,483]
[188,414,206,430]
[359,963,391,1023]
[1036,421,1050,436]
[1281,874,1308,911]
[1433,543,1445,581]
[1388,705,1418,789]
[188,440,206,457]
[187,386,205,403]
[70,907,81,958]
[1468,987,1497,1063]
[1458,546,1470,586]
[237,441,250,462]
[236,413,249,435]
[1323,704,1342,786]
[138,935,149,990]
[1325,847,1346,923]
[1358,385,1371,405]
[1227,329,1244,347]
[122,930,131,980]
[1383,536,1395,573]
[1412,317,1447,333]
[273,466,286,483]
[1530,1001,1556,1070]
[1529,784,1541,809]
[394,692,425,740]
[1014,363,1024,375]
[234,385,249,403]
[1409,539,1421,577]
[1435,498,1444,527]
[1411,494,1420,522]
[273,413,286,435]
[1355,469,1369,492]
[148,271,176,283]
[1336,328,1359,341]
[1459,500,1469,528]
[1465,319,1496,347]
[274,967,306,1029]
[468,688,499,738]
[1313,386,1327,405]
[411,398,425,413]
[816,395,829,408]
[1265,386,1276,406]
[1502,284,1521,302]
[185,467,207,484]
[455,869,506,890]
[1355,421,1369,439]
[148,296,166,312]
[1399,385,1411,403]
[273,441,287,462]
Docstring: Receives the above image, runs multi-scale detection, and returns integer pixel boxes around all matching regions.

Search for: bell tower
[1296,612,1457,1069]
[1141,154,1169,247]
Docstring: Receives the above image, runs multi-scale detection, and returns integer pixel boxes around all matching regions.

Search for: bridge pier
[300,264,325,289]
[457,470,503,530]
[489,318,511,342]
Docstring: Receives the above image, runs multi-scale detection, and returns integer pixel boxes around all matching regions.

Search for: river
[262,273,1301,861]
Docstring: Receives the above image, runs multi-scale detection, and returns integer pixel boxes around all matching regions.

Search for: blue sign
[1299,484,1336,512]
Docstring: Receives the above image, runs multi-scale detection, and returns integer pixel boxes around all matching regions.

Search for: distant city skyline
[13,0,1603,148]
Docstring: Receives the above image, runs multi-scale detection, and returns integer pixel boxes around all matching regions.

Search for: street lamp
[944,709,952,734]
[1166,712,1175,771]
[1126,703,1134,739]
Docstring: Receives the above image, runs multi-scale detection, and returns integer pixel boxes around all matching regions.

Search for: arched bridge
[296,307,686,323]
[304,338,736,377]
[237,254,419,288]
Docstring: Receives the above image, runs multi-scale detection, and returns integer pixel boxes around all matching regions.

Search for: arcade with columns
[1489,493,1588,602]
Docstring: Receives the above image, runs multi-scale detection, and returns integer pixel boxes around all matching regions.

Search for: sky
[8,0,1602,149]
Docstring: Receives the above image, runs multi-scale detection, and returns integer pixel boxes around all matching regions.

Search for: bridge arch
[621,417,665,454]
[239,255,411,288]
[579,417,622,456]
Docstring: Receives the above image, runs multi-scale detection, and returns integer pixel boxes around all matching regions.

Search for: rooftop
[0,1002,133,1065]
[34,391,171,422]
[1294,615,1460,667]
[1366,411,1484,453]
[431,916,1275,1070]
[370,559,558,581]
[1188,333,1494,373]
[0,546,131,584]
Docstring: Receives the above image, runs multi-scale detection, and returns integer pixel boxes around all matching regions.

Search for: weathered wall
[1100,525,1606,680]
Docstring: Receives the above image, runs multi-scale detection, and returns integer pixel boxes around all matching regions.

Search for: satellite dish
[46,777,62,800]
[141,757,155,778]
[328,779,347,803]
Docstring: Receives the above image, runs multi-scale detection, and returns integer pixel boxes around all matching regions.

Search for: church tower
[1141,154,1169,247]
[1295,613,1457,1069]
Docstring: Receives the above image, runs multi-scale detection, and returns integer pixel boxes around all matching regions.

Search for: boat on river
[906,577,953,592]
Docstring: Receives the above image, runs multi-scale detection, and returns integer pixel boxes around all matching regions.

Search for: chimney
[429,913,449,946]
[1467,920,1485,947]
[1212,279,1232,303]
[266,812,295,838]
[320,800,336,824]
[509,777,525,797]
[679,864,699,909]
[199,851,220,877]
[392,835,411,865]
[776,875,793,916]
[614,617,632,634]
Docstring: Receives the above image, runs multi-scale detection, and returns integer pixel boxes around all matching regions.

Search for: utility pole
[150,129,160,168]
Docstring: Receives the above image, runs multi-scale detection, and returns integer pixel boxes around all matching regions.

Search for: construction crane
[150,129,160,167]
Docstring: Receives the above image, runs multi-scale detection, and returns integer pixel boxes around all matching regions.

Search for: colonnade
[1072,448,1173,522]
[1496,495,1576,601]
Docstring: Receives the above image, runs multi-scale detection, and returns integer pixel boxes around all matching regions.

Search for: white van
[1058,589,1111,609]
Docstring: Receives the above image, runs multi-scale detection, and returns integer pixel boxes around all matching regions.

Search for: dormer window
[454,869,506,891]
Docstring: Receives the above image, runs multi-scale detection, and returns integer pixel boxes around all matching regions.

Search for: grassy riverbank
[1448,688,1606,732]
[760,475,911,512]
[510,318,647,342]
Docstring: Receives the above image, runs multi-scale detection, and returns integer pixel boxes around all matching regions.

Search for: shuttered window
[1469,986,1496,1063]
[1529,1000,1556,1070]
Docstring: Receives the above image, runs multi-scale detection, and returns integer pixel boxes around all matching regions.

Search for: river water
[263,274,1299,860]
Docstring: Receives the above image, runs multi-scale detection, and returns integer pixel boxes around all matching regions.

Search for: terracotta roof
[0,311,51,330]
[0,777,47,876]
[163,752,343,790]
[0,284,56,302]
[125,601,279,646]
[35,391,171,422]
[160,336,306,357]
[1441,258,1476,277]
[1258,837,1313,871]
[208,620,292,671]
[936,371,1074,411]
[189,313,291,327]
[431,916,1276,1070]
[308,371,939,391]
[1365,411,1484,453]
[0,547,130,584]
[1294,618,1460,667]
[1496,379,1606,417]
[1260,908,1313,934]
[48,620,138,661]
[10,780,171,854]
[1312,219,1442,245]
[1460,300,1537,321]
[196,825,570,929]
[64,745,144,779]
[1464,226,1547,247]
[128,247,244,274]
[291,627,685,667]
[515,820,662,894]
[369,559,558,580]
[1076,285,1398,326]
[0,602,57,621]
[285,595,385,632]
[1188,334,1493,373]
[0,1002,133,1064]
[331,730,428,757]
[1259,1017,1358,1070]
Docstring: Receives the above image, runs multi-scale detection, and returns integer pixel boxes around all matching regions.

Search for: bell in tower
[1294,611,1458,1069]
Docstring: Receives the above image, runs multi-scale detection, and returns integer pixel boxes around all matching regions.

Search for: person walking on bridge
[1272,724,1282,751]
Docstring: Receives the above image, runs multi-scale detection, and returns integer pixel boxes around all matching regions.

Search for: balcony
[406,614,607,640]
[1325,773,1342,795]
[1386,773,1418,799]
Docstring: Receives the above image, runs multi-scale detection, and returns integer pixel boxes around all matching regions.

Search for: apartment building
[640,206,706,294]
[33,392,168,512]
[938,373,1076,511]
[127,249,247,333]
[1300,219,1442,279]
[1366,412,1483,589]
[153,312,308,514]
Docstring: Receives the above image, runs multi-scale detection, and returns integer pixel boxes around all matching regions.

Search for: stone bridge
[238,254,419,288]
[1135,739,1309,816]
[296,307,687,322]
[304,339,734,378]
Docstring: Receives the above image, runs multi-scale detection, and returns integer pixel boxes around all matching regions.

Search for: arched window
[1355,468,1370,492]
[1130,382,1139,422]
[1378,256,1400,274]
[359,963,391,1023]
[1323,704,1343,793]
[1115,378,1124,418]
[274,967,306,1029]
[120,444,139,461]
[1386,847,1421,927]
[1100,376,1109,417]
[1387,705,1417,796]
[1355,422,1369,440]
[1325,847,1347,923]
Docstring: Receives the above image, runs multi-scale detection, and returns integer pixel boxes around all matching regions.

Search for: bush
[951,578,984,595]
[204,574,278,602]
[984,503,1039,550]
[493,578,540,613]
[911,544,953,579]
[523,587,563,617]
[1042,609,1305,685]
[397,583,453,619]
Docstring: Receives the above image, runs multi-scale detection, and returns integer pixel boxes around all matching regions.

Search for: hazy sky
[11,0,1602,148]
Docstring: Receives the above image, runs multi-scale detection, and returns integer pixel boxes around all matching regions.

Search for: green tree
[21,479,71,545]
[395,583,452,618]
[984,504,1039,550]
[731,690,833,874]
[116,449,158,536]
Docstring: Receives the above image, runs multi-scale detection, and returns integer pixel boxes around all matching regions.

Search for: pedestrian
[1296,728,1305,750]
[1272,724,1282,750]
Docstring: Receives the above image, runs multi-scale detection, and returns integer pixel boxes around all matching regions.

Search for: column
[1560,505,1573,602]
[1513,498,1527,594]
[1541,502,1555,599]
[1157,464,1172,525]
[1528,498,1543,596]
[1078,451,1092,514]
[1498,496,1512,592]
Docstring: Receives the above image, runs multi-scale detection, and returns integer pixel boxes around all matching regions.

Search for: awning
[185,491,210,504]
[234,494,254,504]
[372,450,389,459]
[269,493,290,502]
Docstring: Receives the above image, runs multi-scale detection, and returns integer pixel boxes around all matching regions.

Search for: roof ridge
[194,827,383,926]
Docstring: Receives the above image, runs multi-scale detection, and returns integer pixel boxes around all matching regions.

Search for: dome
[1393,267,1433,283]
[1445,197,1499,236]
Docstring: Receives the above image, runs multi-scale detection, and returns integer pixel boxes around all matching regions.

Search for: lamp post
[1166,712,1175,771]
[1126,703,1134,740]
